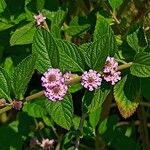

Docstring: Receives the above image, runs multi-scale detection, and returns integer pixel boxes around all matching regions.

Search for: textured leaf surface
[0,68,11,101]
[23,97,47,118]
[130,52,150,77]
[42,9,67,27]
[114,75,140,118]
[127,28,147,52]
[86,38,109,71]
[32,28,59,73]
[13,55,36,99]
[56,39,85,72]
[93,15,116,56]
[45,95,73,130]
[10,22,36,46]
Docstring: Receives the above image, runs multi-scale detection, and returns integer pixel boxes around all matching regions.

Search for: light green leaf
[45,95,73,130]
[130,52,150,77]
[13,55,37,99]
[108,0,123,11]
[0,0,6,13]
[56,39,85,72]
[10,22,36,46]
[32,28,59,73]
[23,97,47,118]
[89,108,101,129]
[0,22,13,31]
[114,75,140,118]
[93,15,116,56]
[0,68,11,101]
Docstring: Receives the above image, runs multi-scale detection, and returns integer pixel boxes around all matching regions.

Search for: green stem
[25,91,44,102]
[117,62,133,71]
[0,106,12,115]
[75,113,87,150]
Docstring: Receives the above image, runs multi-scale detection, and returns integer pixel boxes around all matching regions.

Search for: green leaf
[4,57,14,78]
[10,22,36,46]
[114,75,140,118]
[32,28,59,73]
[89,85,110,112]
[130,52,150,77]
[13,55,37,99]
[127,28,148,52]
[85,39,109,71]
[23,97,47,118]
[56,39,85,72]
[0,22,13,31]
[93,15,116,56]
[89,108,101,129]
[42,9,67,27]
[0,0,6,13]
[45,95,73,130]
[82,85,110,113]
[0,68,11,101]
[108,0,123,11]
[64,16,90,36]
[64,24,90,36]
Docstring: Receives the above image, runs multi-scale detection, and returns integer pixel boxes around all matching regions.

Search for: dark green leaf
[13,55,37,99]
[127,28,147,52]
[45,95,73,130]
[56,39,85,72]
[141,78,150,100]
[114,75,140,118]
[93,15,116,56]
[130,52,150,77]
[32,28,59,73]
[10,22,36,46]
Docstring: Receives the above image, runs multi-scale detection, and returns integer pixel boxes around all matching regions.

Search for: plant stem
[75,113,87,150]
[117,62,133,71]
[0,62,133,114]
[25,91,44,102]
[0,105,12,115]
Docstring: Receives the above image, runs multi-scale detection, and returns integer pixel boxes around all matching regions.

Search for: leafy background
[0,0,150,150]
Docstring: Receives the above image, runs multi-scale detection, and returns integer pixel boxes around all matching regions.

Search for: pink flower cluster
[34,13,46,26]
[41,69,70,101]
[103,57,121,85]
[81,70,102,91]
[41,57,121,101]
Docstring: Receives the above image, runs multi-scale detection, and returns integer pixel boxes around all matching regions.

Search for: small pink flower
[81,69,102,91]
[40,138,54,150]
[34,13,46,26]
[63,71,72,82]
[103,56,121,85]
[44,83,68,101]
[41,68,63,88]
